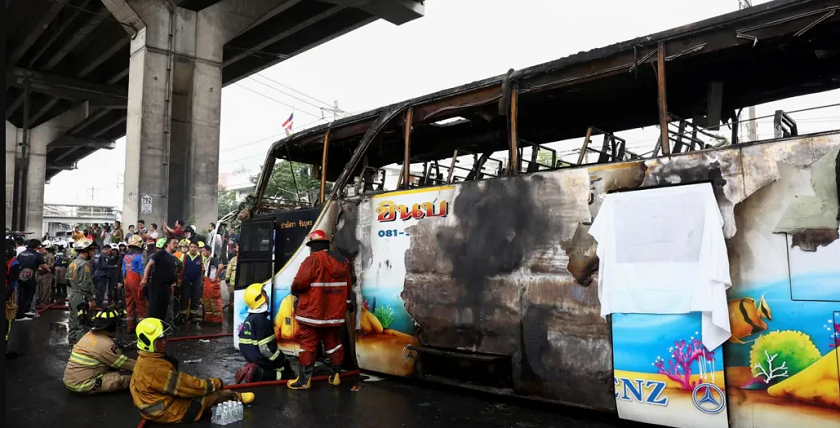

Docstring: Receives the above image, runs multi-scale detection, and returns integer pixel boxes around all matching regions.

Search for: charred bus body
[233,1,840,427]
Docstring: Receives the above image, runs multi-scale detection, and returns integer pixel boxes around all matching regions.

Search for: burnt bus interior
[238,0,840,387]
[251,0,840,214]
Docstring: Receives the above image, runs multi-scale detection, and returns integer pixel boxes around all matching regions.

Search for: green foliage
[250,161,319,205]
[217,186,239,216]
[750,330,821,384]
[374,305,395,330]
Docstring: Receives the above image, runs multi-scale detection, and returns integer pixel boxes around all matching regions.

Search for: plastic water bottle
[236,401,244,420]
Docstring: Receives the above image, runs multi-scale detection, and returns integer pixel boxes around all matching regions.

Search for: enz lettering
[614,377,669,406]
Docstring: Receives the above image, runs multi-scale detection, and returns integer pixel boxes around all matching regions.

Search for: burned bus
[231,1,839,427]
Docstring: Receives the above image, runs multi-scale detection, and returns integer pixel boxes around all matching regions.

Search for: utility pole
[739,0,758,142]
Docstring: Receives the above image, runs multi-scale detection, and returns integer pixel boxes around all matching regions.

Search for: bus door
[233,217,275,349]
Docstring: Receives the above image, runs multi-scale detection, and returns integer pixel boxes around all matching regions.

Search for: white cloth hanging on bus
[589,183,732,351]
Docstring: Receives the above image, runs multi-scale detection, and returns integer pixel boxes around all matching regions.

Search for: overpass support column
[7,103,90,236]
[122,3,223,229]
[6,122,20,230]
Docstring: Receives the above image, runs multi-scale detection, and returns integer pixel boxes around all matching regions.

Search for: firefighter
[287,230,353,390]
[234,283,295,383]
[67,239,96,345]
[122,235,147,333]
[130,318,255,423]
[174,239,189,260]
[63,308,135,394]
[199,243,223,324]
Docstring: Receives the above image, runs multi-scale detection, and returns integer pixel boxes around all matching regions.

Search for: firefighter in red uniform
[287,230,352,390]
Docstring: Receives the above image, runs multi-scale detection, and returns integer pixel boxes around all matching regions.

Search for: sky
[44,0,840,208]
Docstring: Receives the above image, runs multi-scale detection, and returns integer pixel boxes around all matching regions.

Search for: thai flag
[282,113,294,135]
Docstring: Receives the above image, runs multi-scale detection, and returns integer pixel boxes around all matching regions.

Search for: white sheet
[589,183,732,350]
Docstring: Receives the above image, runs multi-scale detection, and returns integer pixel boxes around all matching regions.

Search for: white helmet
[42,240,53,248]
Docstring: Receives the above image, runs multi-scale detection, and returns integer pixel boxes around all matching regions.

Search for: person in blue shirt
[235,283,294,383]
[177,241,204,323]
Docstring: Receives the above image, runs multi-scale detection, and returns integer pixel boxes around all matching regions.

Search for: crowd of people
[5,225,353,424]
[6,220,239,347]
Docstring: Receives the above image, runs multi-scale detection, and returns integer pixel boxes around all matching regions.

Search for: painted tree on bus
[653,338,715,390]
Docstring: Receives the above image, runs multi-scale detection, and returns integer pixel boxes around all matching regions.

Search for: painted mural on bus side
[355,186,455,376]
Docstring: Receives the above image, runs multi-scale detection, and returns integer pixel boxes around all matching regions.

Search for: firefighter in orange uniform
[287,230,353,390]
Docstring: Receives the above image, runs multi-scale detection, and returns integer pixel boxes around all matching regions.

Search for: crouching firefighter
[288,230,353,390]
[130,318,256,424]
[67,239,96,345]
[235,283,295,383]
[63,308,135,394]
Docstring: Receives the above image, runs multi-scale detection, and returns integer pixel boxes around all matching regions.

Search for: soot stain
[790,228,839,252]
[646,160,728,199]
[333,201,360,258]
[437,177,558,292]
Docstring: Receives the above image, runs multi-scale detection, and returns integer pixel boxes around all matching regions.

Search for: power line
[245,78,325,118]
[256,74,341,112]
[234,83,321,120]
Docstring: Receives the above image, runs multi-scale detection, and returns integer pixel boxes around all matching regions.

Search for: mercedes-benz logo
[692,383,726,414]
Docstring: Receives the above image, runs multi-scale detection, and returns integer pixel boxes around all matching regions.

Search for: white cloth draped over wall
[589,183,732,351]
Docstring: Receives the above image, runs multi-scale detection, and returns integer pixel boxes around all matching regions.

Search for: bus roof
[261,0,839,184]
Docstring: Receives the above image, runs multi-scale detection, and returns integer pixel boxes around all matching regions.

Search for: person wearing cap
[36,241,56,305]
[177,241,204,323]
[131,318,255,423]
[235,283,295,383]
[63,308,135,394]
[141,237,180,321]
[122,235,147,333]
[199,243,223,324]
[67,239,96,344]
[15,239,50,320]
[287,230,354,390]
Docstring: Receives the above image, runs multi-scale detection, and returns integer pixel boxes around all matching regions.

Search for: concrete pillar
[24,103,92,238]
[121,3,222,230]
[107,0,293,229]
[5,121,19,230]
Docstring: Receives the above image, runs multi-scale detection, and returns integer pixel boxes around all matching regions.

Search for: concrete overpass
[6,0,424,237]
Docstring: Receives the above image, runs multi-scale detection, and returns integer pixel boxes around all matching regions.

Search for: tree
[218,186,239,216]
[251,161,320,205]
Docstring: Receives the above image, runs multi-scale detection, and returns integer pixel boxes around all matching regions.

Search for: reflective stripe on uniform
[65,374,102,393]
[295,315,345,325]
[70,351,103,367]
[164,372,181,396]
[140,401,167,417]
[268,349,282,361]
[238,338,258,345]
[325,344,343,354]
[256,335,276,346]
[310,282,347,287]
[111,354,128,369]
[204,379,215,395]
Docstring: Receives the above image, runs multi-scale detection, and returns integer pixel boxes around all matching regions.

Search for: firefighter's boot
[328,365,342,386]
[287,364,313,390]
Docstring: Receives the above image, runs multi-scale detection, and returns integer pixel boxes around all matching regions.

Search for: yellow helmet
[244,283,268,310]
[136,318,171,352]
[179,239,191,247]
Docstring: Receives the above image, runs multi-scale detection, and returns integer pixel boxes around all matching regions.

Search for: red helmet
[307,230,330,244]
